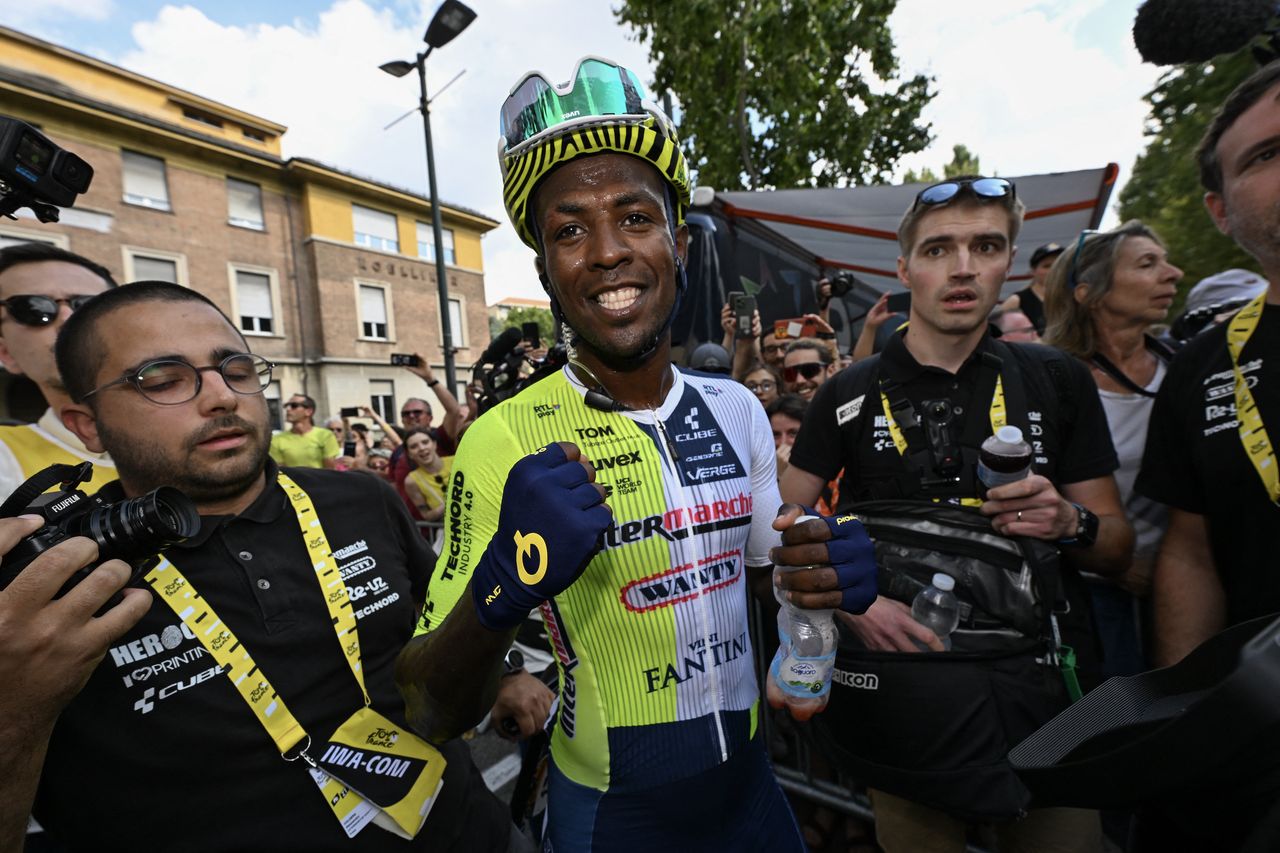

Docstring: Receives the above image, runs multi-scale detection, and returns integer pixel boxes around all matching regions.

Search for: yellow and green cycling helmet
[498,55,691,250]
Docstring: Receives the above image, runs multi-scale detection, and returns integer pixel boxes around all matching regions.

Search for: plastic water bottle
[768,515,838,721]
[912,573,961,651]
[977,425,1033,489]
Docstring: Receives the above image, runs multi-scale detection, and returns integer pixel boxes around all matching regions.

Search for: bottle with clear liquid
[978,425,1033,489]
[911,572,960,652]
[768,515,838,721]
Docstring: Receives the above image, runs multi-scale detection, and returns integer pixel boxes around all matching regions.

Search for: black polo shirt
[34,462,509,852]
[790,331,1117,506]
[1137,303,1280,625]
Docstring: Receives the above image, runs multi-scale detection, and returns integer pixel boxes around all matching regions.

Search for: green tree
[495,306,555,345]
[902,144,984,183]
[616,0,934,190]
[1118,49,1261,308]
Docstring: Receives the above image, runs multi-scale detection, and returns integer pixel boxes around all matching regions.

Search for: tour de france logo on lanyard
[144,474,446,839]
[1227,293,1279,504]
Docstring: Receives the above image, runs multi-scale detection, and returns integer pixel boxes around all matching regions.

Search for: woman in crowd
[1043,220,1183,678]
[402,427,452,524]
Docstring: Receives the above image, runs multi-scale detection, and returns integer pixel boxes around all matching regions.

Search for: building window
[447,297,466,347]
[243,128,266,143]
[182,107,223,129]
[122,246,187,285]
[370,380,395,423]
[121,151,171,211]
[265,381,283,430]
[234,269,274,334]
[227,179,265,230]
[0,225,67,249]
[353,205,399,252]
[359,284,389,340]
[416,222,455,265]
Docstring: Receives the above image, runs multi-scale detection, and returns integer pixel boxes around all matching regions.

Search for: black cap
[1030,242,1065,269]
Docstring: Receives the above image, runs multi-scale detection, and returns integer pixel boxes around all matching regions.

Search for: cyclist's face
[534,154,687,366]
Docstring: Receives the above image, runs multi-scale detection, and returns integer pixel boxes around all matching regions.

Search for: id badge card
[310,768,378,838]
[316,708,448,840]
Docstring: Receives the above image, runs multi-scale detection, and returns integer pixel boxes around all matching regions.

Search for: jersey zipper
[650,406,730,764]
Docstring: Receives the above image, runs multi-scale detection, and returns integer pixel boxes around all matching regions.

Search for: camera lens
[67,486,199,564]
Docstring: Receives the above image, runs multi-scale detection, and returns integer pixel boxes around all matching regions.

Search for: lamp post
[380,0,476,394]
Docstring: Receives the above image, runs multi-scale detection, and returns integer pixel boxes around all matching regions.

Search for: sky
[0,0,1165,305]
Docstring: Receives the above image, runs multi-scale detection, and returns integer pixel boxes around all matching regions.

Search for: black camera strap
[0,461,91,518]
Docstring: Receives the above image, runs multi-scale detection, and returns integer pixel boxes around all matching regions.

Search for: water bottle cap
[995,425,1023,444]
[932,573,955,591]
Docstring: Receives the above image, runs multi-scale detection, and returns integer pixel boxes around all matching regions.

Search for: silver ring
[1016,510,1023,522]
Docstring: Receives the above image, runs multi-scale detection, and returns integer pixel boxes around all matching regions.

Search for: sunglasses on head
[912,178,1015,212]
[0,294,96,326]
[783,362,829,383]
[1067,229,1102,290]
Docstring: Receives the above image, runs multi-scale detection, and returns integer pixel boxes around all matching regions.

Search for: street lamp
[380,0,477,393]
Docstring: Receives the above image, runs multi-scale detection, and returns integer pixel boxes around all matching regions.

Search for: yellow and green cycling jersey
[417,366,781,793]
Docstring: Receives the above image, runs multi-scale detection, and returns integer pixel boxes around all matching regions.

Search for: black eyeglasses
[284,401,312,409]
[401,409,430,419]
[745,380,776,393]
[81,353,275,405]
[1067,229,1101,290]
[0,294,96,326]
[783,362,829,383]
[913,178,1015,211]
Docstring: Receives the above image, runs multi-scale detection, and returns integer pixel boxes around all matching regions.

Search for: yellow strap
[144,473,370,756]
[879,375,1007,508]
[1226,292,1279,504]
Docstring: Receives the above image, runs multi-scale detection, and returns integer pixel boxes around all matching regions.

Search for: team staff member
[0,243,116,497]
[1139,62,1280,667]
[779,176,1131,853]
[269,392,339,469]
[999,241,1064,335]
[396,56,873,852]
[0,282,525,851]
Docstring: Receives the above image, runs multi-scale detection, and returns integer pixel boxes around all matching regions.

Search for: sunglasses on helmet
[912,178,1015,212]
[0,294,96,326]
[499,56,649,159]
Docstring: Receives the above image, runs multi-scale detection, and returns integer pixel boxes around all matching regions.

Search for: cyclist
[396,56,874,851]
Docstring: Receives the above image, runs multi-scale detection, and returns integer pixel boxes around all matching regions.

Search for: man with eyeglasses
[781,337,836,400]
[0,243,116,498]
[777,176,1131,853]
[269,393,340,469]
[0,282,526,851]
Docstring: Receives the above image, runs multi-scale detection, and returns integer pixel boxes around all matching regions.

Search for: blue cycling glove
[471,444,611,631]
[790,507,878,614]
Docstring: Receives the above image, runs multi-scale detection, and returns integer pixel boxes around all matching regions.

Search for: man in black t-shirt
[998,242,1062,335]
[1138,63,1280,668]
[0,282,536,852]
[778,177,1131,852]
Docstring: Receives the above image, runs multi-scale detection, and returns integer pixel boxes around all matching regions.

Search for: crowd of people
[0,51,1278,853]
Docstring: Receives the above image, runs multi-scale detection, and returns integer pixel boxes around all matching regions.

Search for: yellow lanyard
[879,375,1007,507]
[1226,292,1279,504]
[144,473,369,756]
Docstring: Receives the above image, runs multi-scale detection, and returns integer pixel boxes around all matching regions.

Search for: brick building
[0,25,497,427]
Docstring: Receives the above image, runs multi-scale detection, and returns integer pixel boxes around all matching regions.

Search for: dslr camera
[0,117,94,223]
[0,462,199,598]
[828,271,855,299]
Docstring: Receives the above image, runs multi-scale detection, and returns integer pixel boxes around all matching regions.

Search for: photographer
[0,243,117,498]
[6,282,526,851]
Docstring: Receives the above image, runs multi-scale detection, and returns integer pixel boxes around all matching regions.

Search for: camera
[0,117,94,223]
[921,399,962,479]
[0,462,199,598]
[473,326,567,415]
[390,353,421,367]
[828,272,855,299]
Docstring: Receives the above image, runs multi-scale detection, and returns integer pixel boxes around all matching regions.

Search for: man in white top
[0,243,117,498]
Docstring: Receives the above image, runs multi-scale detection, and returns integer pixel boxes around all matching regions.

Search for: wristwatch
[1058,502,1099,547]
[427,378,440,388]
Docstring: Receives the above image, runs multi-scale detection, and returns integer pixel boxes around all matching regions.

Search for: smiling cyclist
[396,56,814,851]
